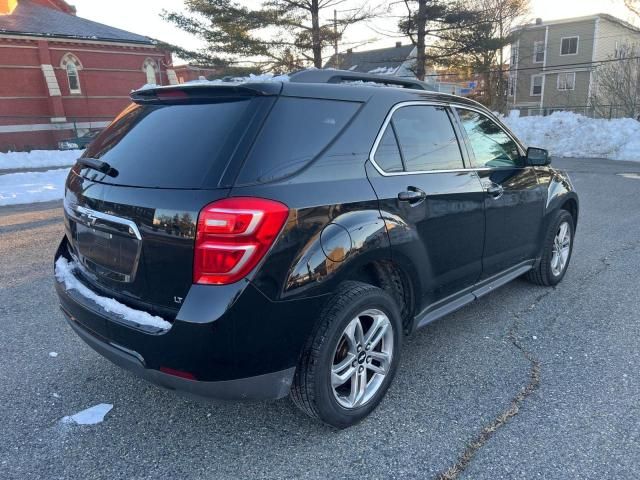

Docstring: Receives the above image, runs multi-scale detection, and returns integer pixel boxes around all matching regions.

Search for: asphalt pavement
[0,157,639,479]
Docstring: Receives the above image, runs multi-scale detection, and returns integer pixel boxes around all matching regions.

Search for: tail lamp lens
[194,197,289,285]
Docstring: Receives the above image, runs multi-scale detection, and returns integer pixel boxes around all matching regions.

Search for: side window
[456,109,522,168]
[373,125,403,173]
[390,105,464,172]
[236,97,360,184]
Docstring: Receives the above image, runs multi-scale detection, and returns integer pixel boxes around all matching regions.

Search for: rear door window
[236,97,360,184]
[82,99,255,189]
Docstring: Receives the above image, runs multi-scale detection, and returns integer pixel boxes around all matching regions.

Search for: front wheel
[527,210,574,286]
[290,282,402,428]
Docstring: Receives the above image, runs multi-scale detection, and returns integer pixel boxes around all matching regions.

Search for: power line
[423,55,640,78]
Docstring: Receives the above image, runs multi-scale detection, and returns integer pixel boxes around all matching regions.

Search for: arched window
[145,63,156,84]
[143,58,158,85]
[66,63,80,93]
[60,53,82,94]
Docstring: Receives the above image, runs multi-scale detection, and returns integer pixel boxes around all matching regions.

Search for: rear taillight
[194,197,289,285]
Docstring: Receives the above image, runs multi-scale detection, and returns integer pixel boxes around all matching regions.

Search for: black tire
[290,281,402,428]
[527,209,574,286]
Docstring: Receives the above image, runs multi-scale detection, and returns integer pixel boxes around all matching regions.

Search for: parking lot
[1,157,639,479]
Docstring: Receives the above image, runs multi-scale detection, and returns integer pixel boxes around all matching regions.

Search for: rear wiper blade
[76,157,118,178]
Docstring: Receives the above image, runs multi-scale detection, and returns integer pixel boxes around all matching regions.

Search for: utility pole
[334,9,339,68]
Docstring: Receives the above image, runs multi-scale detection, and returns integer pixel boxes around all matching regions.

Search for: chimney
[535,18,543,25]
[0,0,18,15]
[396,42,402,48]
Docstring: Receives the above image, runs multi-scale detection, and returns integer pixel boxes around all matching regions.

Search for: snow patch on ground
[61,404,113,425]
[502,111,640,162]
[0,168,70,206]
[49,352,58,358]
[0,150,80,170]
[54,257,171,331]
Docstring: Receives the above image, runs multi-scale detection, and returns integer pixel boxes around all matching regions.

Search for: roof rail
[288,69,432,91]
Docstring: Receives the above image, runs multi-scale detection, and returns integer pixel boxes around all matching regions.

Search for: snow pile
[55,257,171,331]
[0,149,80,170]
[0,168,70,206]
[62,404,113,425]
[502,110,640,162]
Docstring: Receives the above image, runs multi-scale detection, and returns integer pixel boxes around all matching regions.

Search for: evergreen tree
[162,0,375,72]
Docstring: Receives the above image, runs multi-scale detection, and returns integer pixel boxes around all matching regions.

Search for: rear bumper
[53,238,325,401]
[61,306,294,400]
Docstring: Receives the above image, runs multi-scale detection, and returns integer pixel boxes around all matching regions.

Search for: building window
[143,58,158,85]
[508,75,515,96]
[557,72,576,91]
[60,53,82,94]
[531,74,543,96]
[510,43,518,67]
[560,37,579,55]
[145,64,156,84]
[533,41,545,63]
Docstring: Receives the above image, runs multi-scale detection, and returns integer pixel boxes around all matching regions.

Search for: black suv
[54,70,578,428]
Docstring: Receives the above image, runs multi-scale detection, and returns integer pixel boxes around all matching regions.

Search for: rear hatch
[62,85,278,318]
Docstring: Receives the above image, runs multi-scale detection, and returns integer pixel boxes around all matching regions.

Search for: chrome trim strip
[70,204,142,241]
[367,101,526,177]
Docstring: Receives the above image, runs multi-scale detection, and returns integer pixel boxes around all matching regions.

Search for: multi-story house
[508,14,640,115]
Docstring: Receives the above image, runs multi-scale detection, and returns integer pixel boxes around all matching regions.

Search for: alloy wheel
[551,221,571,277]
[330,309,394,409]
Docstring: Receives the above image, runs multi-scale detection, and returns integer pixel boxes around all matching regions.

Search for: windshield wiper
[76,157,119,178]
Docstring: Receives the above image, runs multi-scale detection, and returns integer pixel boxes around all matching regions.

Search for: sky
[69,0,639,65]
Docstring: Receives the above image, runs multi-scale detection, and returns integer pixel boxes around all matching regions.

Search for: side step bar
[414,262,534,330]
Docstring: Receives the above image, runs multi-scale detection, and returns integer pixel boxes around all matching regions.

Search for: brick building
[0,0,178,151]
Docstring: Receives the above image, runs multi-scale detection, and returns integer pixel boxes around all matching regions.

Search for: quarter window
[456,109,521,168]
[560,37,578,55]
[386,105,464,172]
[374,125,404,172]
[557,72,576,91]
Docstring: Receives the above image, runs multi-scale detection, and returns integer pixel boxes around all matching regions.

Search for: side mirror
[526,147,551,166]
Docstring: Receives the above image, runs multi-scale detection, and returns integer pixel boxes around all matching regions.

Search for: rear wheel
[527,210,574,286]
[290,282,402,428]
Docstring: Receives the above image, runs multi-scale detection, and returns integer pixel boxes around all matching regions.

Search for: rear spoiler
[130,82,283,103]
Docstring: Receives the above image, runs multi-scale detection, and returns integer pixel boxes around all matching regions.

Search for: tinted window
[457,109,521,168]
[237,97,359,184]
[374,125,403,173]
[83,99,253,188]
[391,106,464,172]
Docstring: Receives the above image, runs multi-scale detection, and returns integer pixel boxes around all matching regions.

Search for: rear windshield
[235,97,360,185]
[81,99,253,189]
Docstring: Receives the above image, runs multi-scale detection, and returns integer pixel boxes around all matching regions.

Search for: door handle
[398,188,426,204]
[483,182,504,199]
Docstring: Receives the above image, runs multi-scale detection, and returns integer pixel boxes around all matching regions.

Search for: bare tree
[434,0,529,109]
[625,0,640,17]
[590,45,640,119]
[398,0,476,80]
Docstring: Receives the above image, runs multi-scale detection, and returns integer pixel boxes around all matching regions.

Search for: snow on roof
[0,0,155,44]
